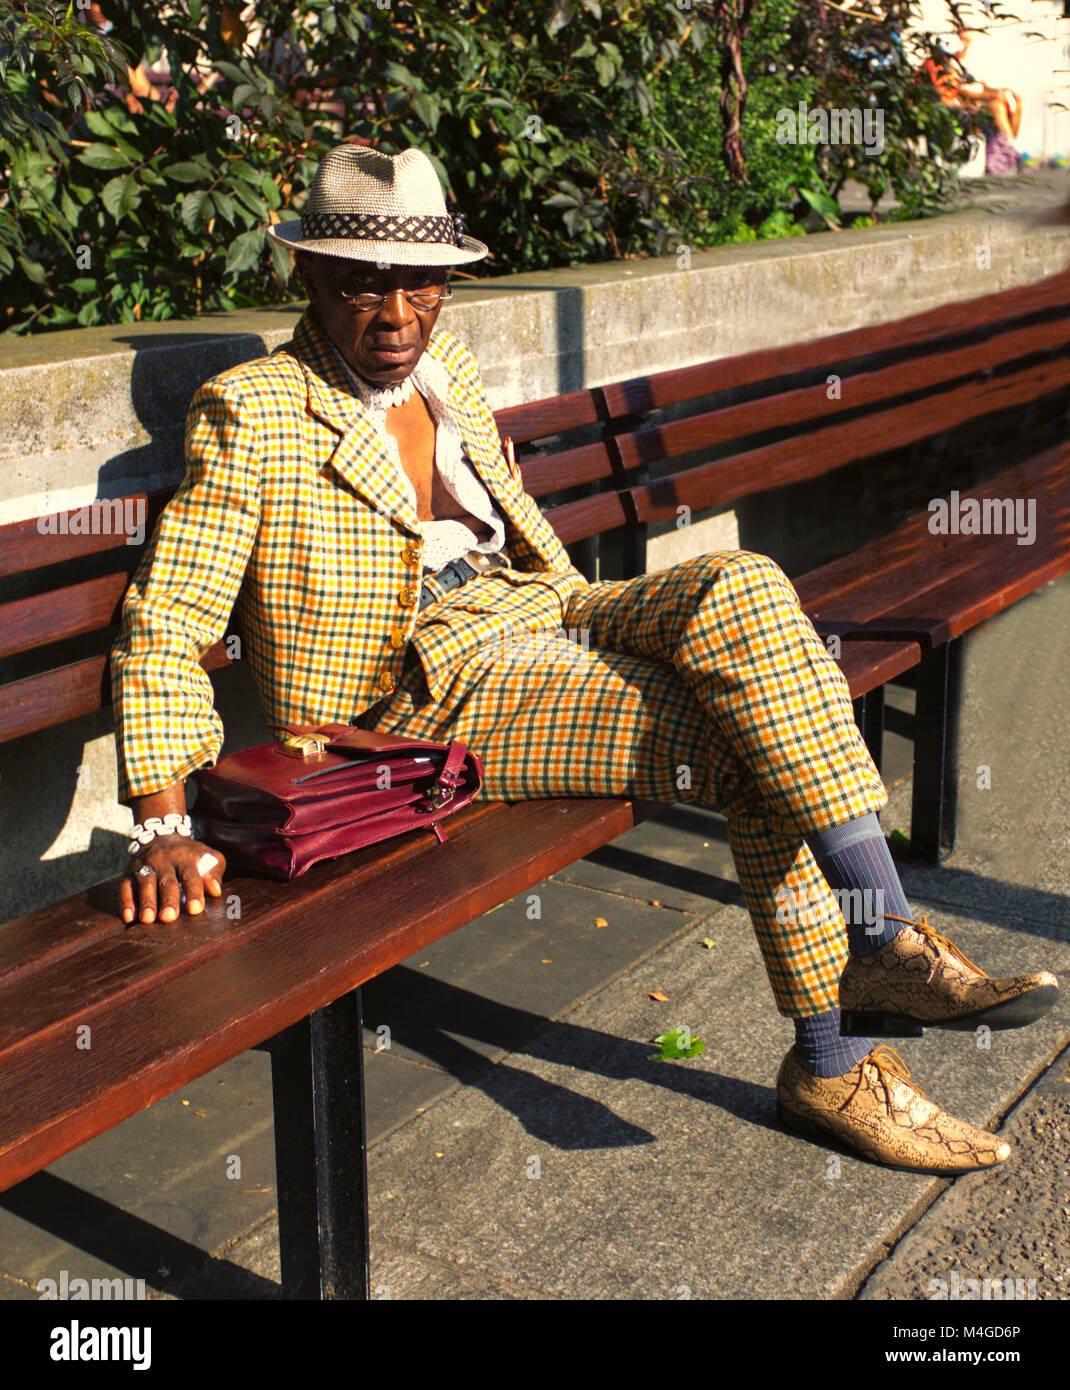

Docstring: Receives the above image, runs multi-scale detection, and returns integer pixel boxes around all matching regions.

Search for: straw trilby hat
[267,143,488,266]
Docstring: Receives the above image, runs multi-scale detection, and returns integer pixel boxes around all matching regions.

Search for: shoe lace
[883,912,984,981]
[840,1044,919,1113]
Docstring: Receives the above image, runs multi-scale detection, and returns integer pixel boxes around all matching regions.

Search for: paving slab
[858,1041,1070,1301]
[214,893,1070,1301]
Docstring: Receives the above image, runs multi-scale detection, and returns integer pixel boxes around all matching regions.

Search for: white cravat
[331,343,507,573]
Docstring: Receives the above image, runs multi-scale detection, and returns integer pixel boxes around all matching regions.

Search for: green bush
[0,0,981,334]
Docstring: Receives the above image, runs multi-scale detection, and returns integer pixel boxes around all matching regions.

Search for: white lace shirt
[332,343,508,574]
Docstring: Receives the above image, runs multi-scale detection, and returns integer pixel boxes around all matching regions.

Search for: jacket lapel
[439,360,547,554]
[289,312,422,536]
[286,311,545,555]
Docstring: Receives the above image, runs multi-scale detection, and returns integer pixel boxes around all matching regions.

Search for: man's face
[300,255,448,385]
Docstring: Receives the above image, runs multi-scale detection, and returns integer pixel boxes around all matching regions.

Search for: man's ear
[295,254,319,305]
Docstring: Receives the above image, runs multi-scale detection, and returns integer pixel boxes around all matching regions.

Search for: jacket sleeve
[110,379,262,802]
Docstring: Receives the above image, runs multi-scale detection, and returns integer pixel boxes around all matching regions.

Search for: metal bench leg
[270,988,371,1300]
[910,639,962,865]
[853,687,885,774]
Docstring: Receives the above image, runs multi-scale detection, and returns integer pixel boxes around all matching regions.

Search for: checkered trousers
[355,550,889,1018]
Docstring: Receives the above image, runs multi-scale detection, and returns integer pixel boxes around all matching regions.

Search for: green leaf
[180,188,210,232]
[651,1027,707,1061]
[260,175,281,209]
[268,235,292,284]
[594,52,616,86]
[798,186,841,227]
[164,162,207,183]
[211,191,237,225]
[101,173,140,220]
[225,226,264,274]
[18,253,46,285]
[212,60,252,87]
[82,110,116,139]
[77,143,132,171]
[229,180,268,218]
[384,61,423,90]
[411,91,439,133]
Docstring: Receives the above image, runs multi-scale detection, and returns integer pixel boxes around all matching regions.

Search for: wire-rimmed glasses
[332,280,452,312]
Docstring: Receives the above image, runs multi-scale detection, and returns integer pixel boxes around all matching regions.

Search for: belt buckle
[464,549,505,572]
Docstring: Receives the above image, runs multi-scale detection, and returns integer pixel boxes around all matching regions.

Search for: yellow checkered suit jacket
[110,309,588,801]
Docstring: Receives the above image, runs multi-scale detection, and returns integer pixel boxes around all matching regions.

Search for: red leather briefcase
[190,723,483,880]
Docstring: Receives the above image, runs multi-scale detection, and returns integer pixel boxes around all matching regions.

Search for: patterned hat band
[300,210,467,247]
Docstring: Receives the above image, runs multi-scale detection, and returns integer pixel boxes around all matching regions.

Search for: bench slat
[630,356,1070,522]
[494,389,603,444]
[0,796,654,1192]
[612,315,1070,478]
[545,491,631,546]
[0,800,511,992]
[0,491,170,581]
[597,269,1070,417]
[0,571,130,661]
[797,449,1069,629]
[843,502,1070,647]
[519,441,615,498]
[793,448,1067,612]
[0,641,233,746]
[837,638,923,695]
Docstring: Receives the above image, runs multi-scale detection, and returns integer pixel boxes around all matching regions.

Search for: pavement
[1,567,1068,1309]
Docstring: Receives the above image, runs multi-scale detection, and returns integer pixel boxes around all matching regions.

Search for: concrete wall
[2,188,1068,923]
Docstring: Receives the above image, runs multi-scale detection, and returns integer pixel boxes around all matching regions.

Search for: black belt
[418,550,510,611]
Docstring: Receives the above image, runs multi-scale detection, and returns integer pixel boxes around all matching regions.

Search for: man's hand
[120,838,226,925]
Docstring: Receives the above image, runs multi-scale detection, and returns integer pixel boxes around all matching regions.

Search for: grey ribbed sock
[794,1009,872,1078]
[805,811,912,957]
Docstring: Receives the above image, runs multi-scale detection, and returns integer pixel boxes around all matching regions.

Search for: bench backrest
[2,267,1068,746]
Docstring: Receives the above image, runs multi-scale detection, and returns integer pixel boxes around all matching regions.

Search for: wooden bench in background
[1,266,1068,1298]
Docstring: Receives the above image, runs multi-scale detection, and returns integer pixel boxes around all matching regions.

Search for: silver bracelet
[127,813,193,856]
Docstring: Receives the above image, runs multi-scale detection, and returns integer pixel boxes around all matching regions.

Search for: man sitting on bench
[111,142,1058,1177]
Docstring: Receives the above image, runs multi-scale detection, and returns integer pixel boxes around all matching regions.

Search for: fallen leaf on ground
[594,916,608,927]
[649,991,669,1002]
[701,939,716,949]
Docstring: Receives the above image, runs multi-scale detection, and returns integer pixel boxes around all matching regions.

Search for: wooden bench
[2,266,1068,1299]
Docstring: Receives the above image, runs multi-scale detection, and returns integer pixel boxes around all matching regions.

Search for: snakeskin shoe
[776,1044,1012,1174]
[839,914,1058,1038]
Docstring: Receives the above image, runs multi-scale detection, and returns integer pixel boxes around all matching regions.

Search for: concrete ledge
[3,177,1068,526]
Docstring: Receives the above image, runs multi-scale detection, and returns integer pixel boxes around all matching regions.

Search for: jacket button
[389,629,407,650]
[378,671,397,693]
[398,587,418,607]
[402,543,421,564]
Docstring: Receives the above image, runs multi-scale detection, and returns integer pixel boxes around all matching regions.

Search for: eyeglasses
[331,282,452,312]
